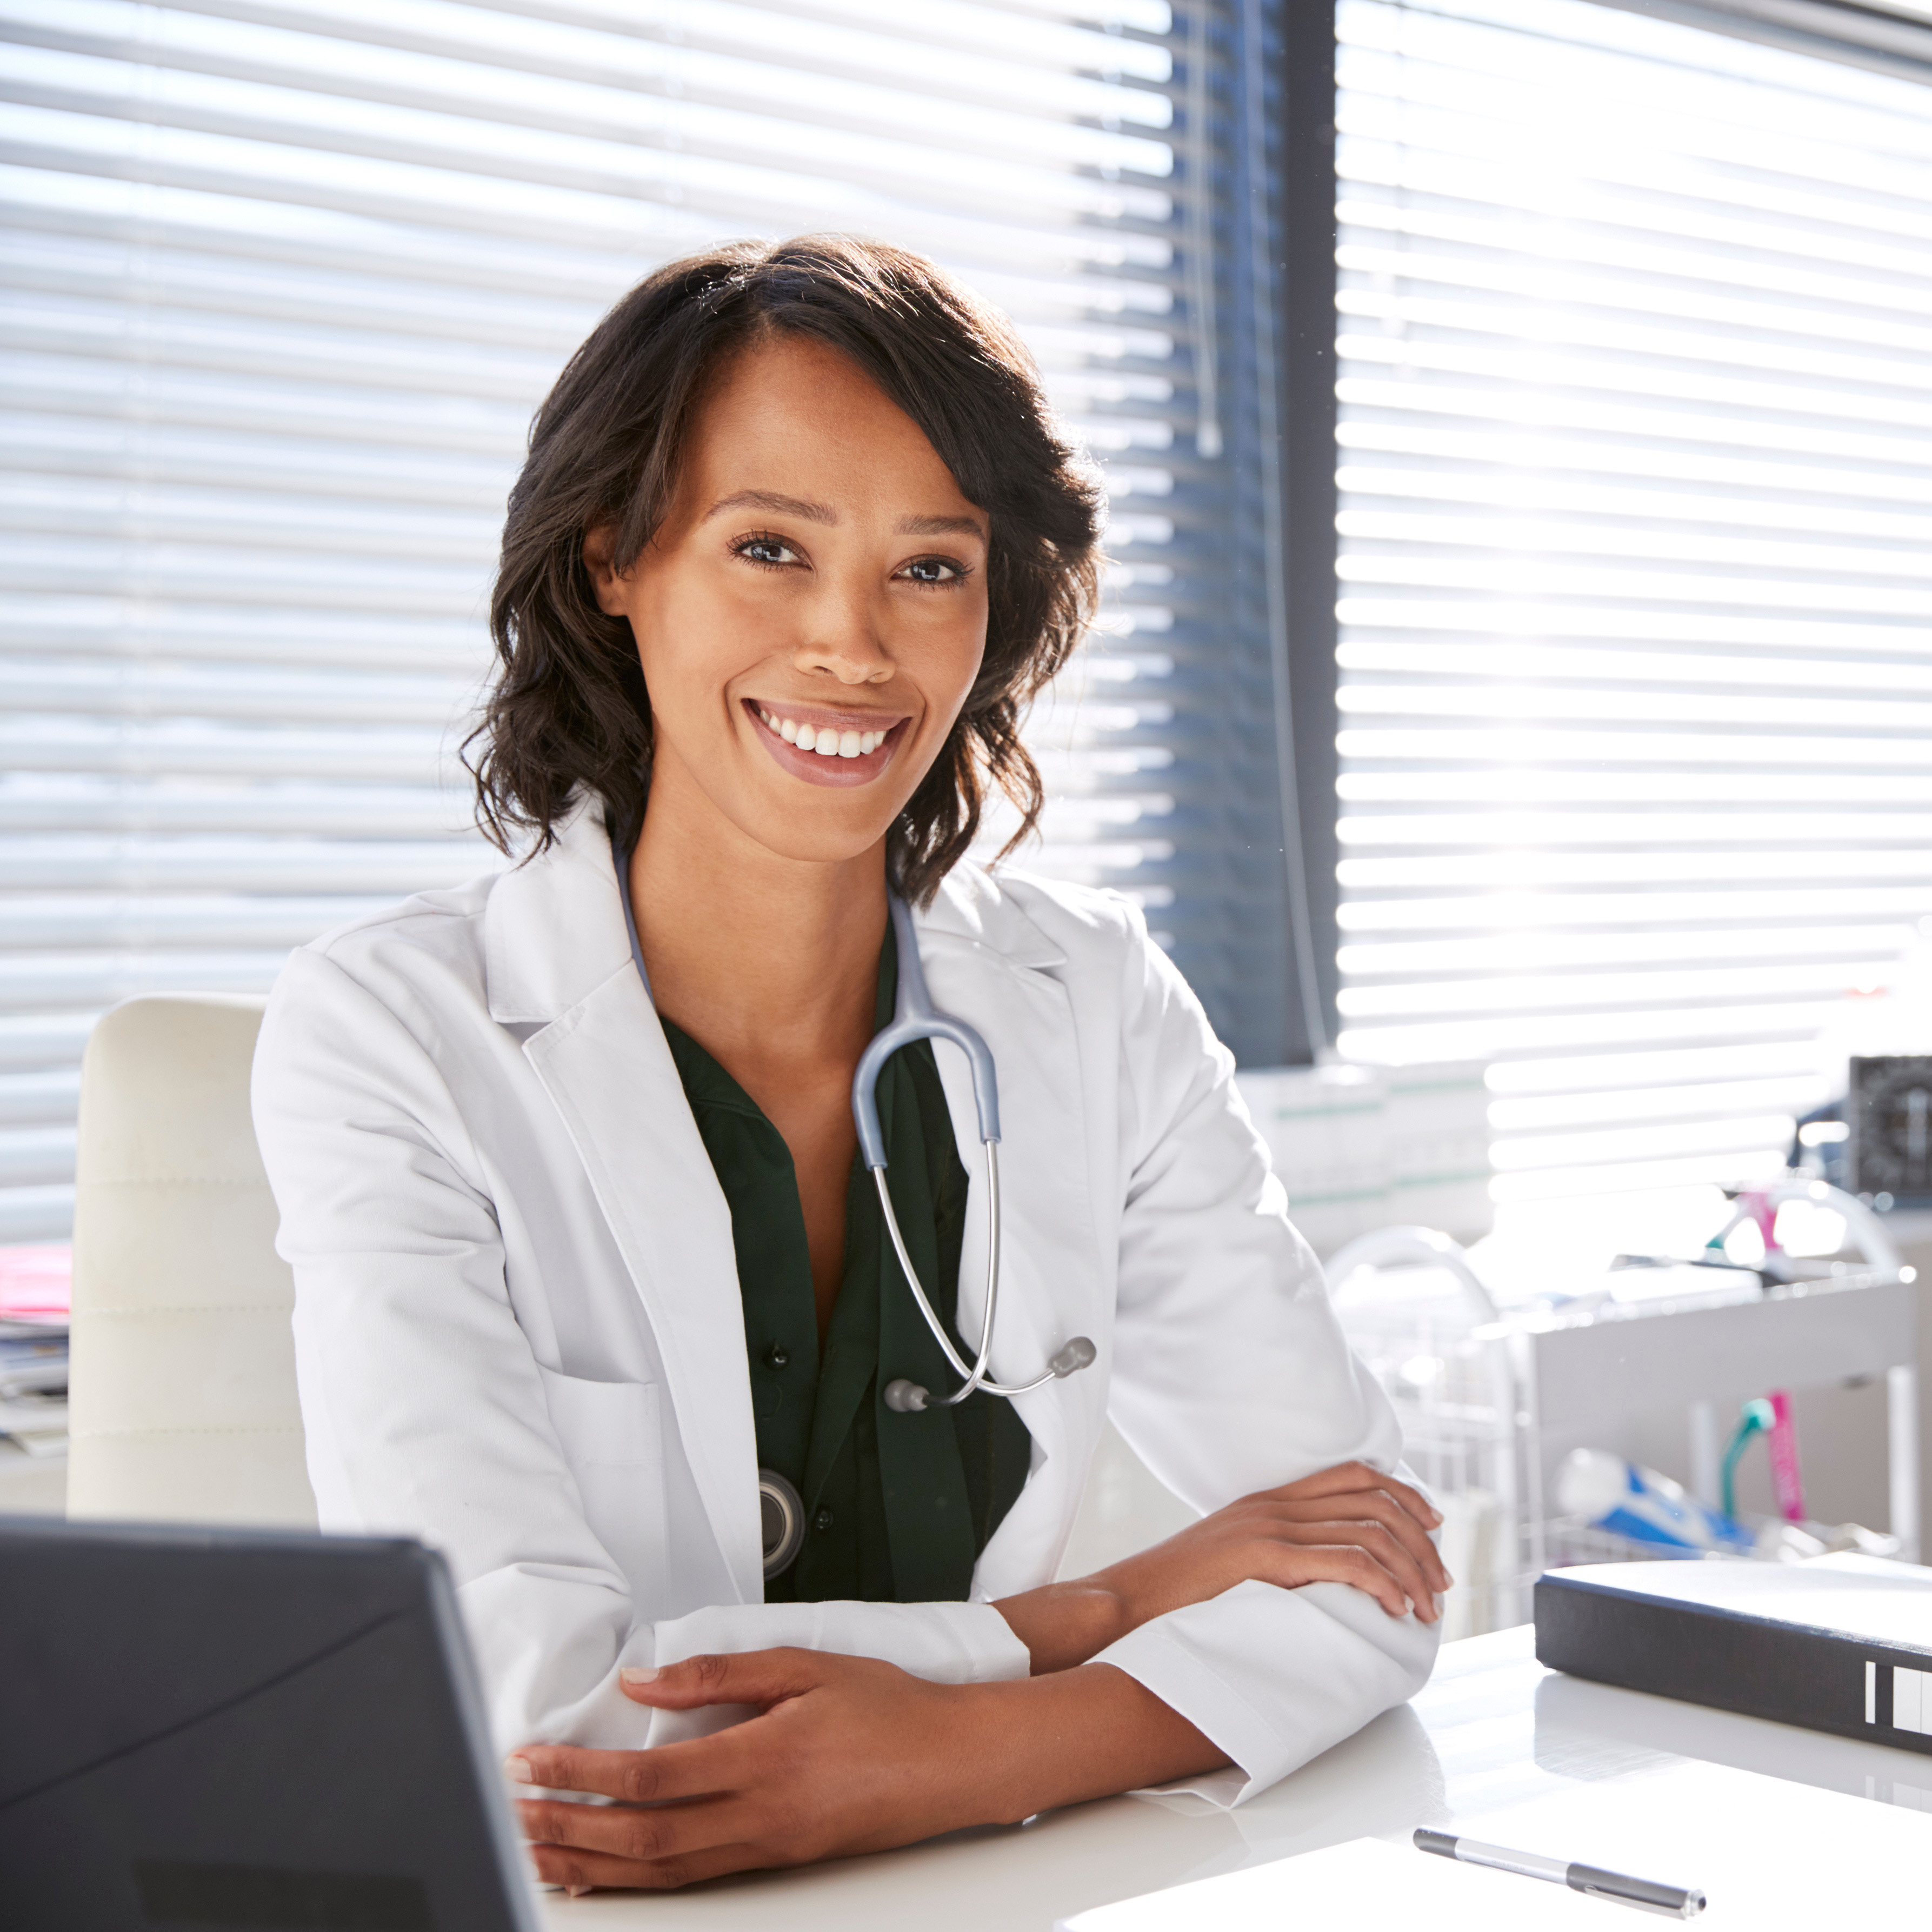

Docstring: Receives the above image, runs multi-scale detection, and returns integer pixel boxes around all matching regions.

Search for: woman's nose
[791,582,894,684]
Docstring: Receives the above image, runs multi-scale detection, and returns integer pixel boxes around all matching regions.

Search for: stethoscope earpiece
[882,1334,1095,1417]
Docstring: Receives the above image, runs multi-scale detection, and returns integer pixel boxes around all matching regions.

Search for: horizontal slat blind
[1334,0,1932,1208]
[0,0,1209,1241]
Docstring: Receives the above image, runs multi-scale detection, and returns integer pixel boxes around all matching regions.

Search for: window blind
[0,0,1269,1242]
[1334,0,1932,1213]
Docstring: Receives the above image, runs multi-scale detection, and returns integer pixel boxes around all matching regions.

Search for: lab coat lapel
[913,878,1109,1595]
[486,807,763,1601]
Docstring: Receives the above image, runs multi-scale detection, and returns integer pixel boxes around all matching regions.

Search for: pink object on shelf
[1737,1185,1784,1256]
[1767,1388,1806,1523]
[0,1243,72,1324]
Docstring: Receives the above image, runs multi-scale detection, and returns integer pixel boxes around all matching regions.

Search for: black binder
[1536,1553,1932,1756]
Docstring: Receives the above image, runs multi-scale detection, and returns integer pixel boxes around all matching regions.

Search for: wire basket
[1327,1227,1535,1636]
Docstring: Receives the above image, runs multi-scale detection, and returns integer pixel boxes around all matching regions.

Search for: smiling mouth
[744,699,909,784]
[751,702,900,760]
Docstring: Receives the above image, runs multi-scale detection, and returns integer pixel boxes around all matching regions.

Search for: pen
[1414,1827,1707,1918]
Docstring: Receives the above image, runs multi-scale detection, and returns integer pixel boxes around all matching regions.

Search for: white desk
[541,1623,1932,1929]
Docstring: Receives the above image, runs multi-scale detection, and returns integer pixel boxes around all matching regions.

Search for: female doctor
[251,235,1446,1894]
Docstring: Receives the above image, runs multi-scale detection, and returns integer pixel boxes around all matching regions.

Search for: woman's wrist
[993,1580,1129,1674]
[961,1663,1229,1824]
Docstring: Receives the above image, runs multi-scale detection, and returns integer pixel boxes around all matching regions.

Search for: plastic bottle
[1556,1448,1754,1555]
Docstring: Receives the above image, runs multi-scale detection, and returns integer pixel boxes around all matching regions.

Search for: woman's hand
[507,1649,1221,1893]
[996,1461,1450,1673]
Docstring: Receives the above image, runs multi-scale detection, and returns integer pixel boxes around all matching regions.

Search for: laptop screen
[0,1517,542,1932]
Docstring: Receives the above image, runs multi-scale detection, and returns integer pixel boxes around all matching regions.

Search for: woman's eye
[735,535,801,568]
[899,556,964,585]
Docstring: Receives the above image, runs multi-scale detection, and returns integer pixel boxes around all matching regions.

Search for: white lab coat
[251,796,1437,1806]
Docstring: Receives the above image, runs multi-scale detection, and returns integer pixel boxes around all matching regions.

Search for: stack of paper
[1057,1757,1930,1930]
[0,1245,68,1458]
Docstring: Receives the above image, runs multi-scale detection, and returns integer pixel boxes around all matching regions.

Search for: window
[1334,0,1932,1218]
[0,0,1294,1242]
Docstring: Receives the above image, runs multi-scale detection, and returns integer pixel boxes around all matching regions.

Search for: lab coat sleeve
[1083,903,1440,1805]
[251,945,1029,1760]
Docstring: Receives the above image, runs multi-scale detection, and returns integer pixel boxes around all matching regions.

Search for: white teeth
[760,711,891,757]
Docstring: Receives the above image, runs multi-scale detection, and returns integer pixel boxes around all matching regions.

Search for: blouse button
[813,1509,835,1533]
[764,1343,790,1370]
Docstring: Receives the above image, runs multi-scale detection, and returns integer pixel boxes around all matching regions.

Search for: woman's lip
[744,698,911,736]
[743,699,910,788]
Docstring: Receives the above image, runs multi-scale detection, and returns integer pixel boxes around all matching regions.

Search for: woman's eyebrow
[702,491,986,542]
[702,489,835,524]
[897,512,987,539]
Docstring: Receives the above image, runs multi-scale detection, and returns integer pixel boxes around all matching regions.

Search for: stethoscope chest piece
[758,1468,806,1578]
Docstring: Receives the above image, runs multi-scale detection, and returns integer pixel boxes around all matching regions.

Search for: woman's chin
[728,797,902,870]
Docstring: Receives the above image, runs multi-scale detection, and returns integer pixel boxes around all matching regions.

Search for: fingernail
[504,1755,534,1784]
[568,1885,589,1898]
[1443,1571,1456,1588]
[619,1665,661,1684]
[1429,1508,1444,1526]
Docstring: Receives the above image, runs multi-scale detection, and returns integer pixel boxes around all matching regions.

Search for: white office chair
[66,994,316,1527]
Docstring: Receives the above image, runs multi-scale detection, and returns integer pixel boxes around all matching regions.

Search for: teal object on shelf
[1721,1398,1777,1523]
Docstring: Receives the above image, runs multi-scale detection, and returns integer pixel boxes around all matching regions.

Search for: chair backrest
[67,995,316,1527]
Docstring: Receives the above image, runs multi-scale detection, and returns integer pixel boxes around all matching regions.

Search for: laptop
[0,1516,544,1931]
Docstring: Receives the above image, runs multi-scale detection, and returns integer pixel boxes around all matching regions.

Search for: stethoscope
[615,838,1095,1577]
[854,893,1096,1416]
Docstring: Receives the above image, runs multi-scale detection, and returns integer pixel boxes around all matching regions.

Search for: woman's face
[587,332,991,868]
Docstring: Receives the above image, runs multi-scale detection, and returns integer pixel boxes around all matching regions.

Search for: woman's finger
[1255,1540,1413,1619]
[518,1792,748,1867]
[617,1647,827,1711]
[529,1834,762,1895]
[1285,1517,1438,1622]
[1264,1490,1451,1590]
[1263,1461,1442,1529]
[506,1728,748,1804]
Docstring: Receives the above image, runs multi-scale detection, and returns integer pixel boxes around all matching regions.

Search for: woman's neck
[627,760,889,1082]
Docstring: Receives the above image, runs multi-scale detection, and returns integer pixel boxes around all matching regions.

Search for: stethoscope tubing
[858,896,1094,1412]
[871,1143,1062,1405]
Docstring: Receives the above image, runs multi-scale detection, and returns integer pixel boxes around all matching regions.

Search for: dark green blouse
[659,924,1032,1604]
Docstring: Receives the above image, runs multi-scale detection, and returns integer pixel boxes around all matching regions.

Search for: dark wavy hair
[467,235,1104,905]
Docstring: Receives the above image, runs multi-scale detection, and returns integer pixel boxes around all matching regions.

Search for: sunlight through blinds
[0,0,1223,1241]
[1334,0,1932,1206]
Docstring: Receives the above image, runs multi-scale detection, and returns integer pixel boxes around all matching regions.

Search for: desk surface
[541,1622,1932,1930]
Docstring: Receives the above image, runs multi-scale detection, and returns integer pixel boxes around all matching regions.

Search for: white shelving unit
[1332,1201,1920,1635]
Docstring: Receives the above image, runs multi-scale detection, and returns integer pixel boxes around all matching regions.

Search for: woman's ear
[582,525,631,616]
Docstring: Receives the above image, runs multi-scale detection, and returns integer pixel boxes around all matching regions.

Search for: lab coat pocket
[534,1365,670,1604]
